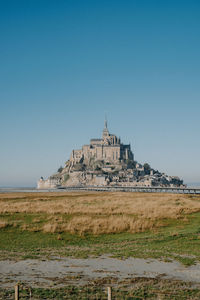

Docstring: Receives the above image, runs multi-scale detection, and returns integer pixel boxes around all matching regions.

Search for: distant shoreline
[1,182,200,191]
[0,183,200,194]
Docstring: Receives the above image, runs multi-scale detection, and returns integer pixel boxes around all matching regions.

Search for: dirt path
[1,255,200,288]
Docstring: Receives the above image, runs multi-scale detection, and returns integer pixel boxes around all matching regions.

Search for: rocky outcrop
[38,158,184,189]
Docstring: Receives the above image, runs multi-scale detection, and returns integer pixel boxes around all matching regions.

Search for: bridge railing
[58,186,200,194]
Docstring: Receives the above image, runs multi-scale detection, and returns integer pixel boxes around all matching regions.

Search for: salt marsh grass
[1,192,200,235]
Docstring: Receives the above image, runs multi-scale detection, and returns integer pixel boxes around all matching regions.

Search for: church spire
[102,116,109,138]
[104,115,108,129]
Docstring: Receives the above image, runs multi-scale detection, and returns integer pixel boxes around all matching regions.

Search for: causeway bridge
[1,187,200,194]
[59,186,200,194]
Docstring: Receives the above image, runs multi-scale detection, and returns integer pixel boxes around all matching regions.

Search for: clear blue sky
[0,0,200,187]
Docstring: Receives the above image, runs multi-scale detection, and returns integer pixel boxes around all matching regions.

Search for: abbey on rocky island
[37,120,184,189]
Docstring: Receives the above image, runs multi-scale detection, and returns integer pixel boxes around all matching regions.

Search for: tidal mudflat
[2,255,200,288]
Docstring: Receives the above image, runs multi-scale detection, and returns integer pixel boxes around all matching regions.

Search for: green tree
[63,174,70,182]
[126,159,136,169]
[57,166,63,173]
[144,163,151,175]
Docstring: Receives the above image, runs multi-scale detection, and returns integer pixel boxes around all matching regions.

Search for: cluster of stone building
[37,121,184,189]
[70,119,133,165]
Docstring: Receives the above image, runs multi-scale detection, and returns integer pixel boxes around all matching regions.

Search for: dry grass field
[1,191,200,235]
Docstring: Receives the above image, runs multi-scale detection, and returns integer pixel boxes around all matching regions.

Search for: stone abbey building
[37,120,184,189]
[70,119,133,165]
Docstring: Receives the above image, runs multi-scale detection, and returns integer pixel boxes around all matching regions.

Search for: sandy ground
[1,255,200,288]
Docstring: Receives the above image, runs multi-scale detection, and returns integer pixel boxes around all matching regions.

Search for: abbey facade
[70,120,133,165]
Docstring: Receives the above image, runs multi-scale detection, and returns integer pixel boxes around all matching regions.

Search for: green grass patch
[1,212,200,265]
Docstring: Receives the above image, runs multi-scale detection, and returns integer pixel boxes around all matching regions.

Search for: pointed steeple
[102,116,109,138]
[104,117,108,130]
